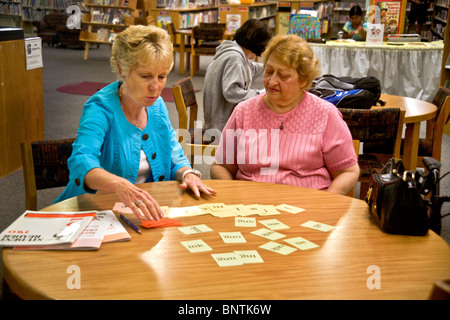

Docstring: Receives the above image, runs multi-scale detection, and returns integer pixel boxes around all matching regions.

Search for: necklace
[119,86,143,127]
[264,92,304,130]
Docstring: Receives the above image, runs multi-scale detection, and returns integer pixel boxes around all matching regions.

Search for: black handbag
[365,158,429,236]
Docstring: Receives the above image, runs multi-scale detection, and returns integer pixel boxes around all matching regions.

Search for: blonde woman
[211,34,359,195]
[55,25,215,220]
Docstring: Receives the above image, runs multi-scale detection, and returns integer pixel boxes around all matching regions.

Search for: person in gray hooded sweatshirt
[203,19,273,133]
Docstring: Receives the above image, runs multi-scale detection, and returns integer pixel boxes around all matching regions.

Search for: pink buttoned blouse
[215,92,357,190]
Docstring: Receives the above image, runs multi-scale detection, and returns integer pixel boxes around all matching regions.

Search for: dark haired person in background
[343,5,367,41]
[203,19,273,132]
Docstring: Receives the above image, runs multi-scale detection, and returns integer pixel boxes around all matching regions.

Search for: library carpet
[56,81,192,103]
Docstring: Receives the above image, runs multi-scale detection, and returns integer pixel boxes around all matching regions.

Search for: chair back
[192,25,225,47]
[199,22,226,30]
[338,107,405,158]
[172,77,198,132]
[167,22,177,42]
[172,77,217,164]
[21,138,75,210]
[428,87,450,160]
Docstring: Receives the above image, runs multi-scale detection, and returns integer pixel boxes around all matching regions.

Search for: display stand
[0,29,44,177]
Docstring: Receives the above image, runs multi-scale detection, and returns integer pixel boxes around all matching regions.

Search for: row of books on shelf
[178,9,218,28]
[435,7,448,22]
[435,0,449,9]
[96,27,118,41]
[248,5,276,20]
[90,0,129,6]
[22,7,55,20]
[168,0,212,10]
[333,2,365,10]
[1,2,22,15]
[0,210,131,250]
[21,0,72,8]
[433,23,447,36]
[314,3,333,19]
[91,9,125,24]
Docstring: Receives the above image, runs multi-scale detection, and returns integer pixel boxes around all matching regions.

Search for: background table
[175,29,233,75]
[3,180,449,300]
[310,41,443,102]
[378,94,438,170]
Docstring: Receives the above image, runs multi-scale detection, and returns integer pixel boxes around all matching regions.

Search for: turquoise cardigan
[54,81,190,203]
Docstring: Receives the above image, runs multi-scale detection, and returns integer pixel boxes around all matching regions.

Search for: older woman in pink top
[210,34,360,195]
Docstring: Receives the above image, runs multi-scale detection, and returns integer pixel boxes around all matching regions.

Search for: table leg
[83,44,89,60]
[179,34,185,75]
[403,123,420,170]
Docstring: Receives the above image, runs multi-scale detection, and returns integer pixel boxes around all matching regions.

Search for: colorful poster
[226,14,241,33]
[287,14,321,40]
[369,0,407,35]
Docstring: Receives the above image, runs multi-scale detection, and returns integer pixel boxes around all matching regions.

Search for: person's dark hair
[233,19,272,56]
[349,5,363,17]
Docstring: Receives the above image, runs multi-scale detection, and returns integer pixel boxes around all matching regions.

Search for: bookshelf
[0,0,23,29]
[218,1,277,33]
[433,0,448,40]
[150,1,219,30]
[80,0,140,59]
[0,0,72,35]
[21,0,73,35]
[439,0,450,86]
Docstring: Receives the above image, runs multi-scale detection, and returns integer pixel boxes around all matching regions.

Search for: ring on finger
[135,200,143,207]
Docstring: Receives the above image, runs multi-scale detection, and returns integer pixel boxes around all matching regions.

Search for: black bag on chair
[365,158,429,236]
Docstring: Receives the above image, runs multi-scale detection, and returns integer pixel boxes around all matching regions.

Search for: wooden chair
[190,24,225,77]
[339,107,405,199]
[416,87,450,164]
[21,138,75,210]
[365,87,450,166]
[167,22,190,72]
[199,22,226,29]
[172,77,218,165]
[429,279,450,300]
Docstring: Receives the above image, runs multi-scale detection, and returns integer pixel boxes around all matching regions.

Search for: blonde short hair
[262,34,320,90]
[110,25,173,77]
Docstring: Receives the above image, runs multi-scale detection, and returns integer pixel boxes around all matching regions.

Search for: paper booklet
[12,210,131,251]
[0,211,97,247]
[102,211,131,243]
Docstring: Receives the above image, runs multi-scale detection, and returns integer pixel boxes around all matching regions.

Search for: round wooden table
[2,180,449,300]
[378,94,438,170]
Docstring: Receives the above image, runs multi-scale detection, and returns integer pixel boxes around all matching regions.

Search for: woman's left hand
[179,172,217,198]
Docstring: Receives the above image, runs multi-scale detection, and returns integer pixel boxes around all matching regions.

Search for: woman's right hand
[84,168,165,221]
[113,178,165,221]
